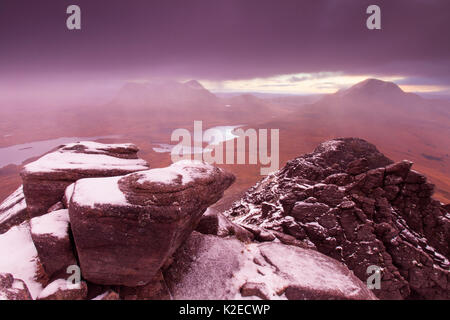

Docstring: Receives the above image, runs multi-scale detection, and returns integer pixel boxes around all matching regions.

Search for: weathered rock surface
[21,141,149,218]
[37,279,88,300]
[164,232,376,300]
[226,138,450,299]
[30,209,77,279]
[118,271,171,300]
[0,273,32,300]
[69,160,235,286]
[0,186,28,234]
[196,208,254,242]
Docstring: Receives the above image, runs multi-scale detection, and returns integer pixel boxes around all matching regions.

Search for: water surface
[152,125,243,154]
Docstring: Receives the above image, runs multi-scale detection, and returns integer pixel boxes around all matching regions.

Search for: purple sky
[0,0,449,99]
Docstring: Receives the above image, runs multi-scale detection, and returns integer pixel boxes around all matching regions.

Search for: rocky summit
[226,138,449,299]
[20,141,149,218]
[0,139,448,300]
[68,160,235,286]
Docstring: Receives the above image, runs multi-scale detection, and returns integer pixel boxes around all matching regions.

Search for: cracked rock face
[226,138,449,300]
[20,141,149,218]
[68,160,235,286]
[164,232,376,300]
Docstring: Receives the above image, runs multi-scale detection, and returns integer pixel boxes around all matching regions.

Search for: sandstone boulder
[69,160,235,286]
[30,209,77,279]
[164,232,376,300]
[21,141,149,218]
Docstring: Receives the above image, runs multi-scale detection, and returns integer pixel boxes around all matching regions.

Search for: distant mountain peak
[113,79,216,107]
[184,80,206,90]
[339,78,404,98]
[352,78,403,91]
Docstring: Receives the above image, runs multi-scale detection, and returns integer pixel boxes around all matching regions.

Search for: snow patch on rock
[135,160,216,187]
[71,176,128,208]
[24,152,148,174]
[30,209,70,239]
[61,141,137,153]
[0,186,26,225]
[0,223,43,298]
[36,278,82,299]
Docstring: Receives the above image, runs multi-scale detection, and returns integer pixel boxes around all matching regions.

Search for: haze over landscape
[0,0,449,301]
[0,0,449,206]
[1,1,449,203]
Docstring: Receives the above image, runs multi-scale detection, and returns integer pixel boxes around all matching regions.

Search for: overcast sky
[0,0,449,99]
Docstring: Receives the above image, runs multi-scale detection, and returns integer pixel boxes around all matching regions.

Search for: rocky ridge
[2,138,444,300]
[1,141,242,299]
[226,138,449,299]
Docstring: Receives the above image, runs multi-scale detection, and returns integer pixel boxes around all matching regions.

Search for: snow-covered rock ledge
[20,141,149,218]
[0,186,28,234]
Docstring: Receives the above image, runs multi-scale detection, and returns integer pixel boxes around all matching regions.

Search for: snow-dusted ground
[36,278,80,299]
[0,223,43,298]
[167,233,374,300]
[232,242,370,299]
